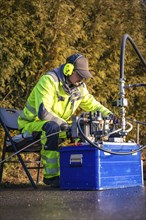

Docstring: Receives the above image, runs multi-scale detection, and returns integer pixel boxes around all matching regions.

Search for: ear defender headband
[63,54,83,76]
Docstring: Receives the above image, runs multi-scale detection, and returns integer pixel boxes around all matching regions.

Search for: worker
[18,53,117,187]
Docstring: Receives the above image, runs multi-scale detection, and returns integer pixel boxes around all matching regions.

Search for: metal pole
[136,123,140,144]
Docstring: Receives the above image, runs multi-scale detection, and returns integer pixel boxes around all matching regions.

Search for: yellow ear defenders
[63,63,74,76]
[63,54,83,76]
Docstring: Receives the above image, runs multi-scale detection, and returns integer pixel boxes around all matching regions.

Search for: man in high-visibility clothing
[18,53,117,187]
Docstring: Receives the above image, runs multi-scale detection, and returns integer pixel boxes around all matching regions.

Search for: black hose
[120,34,146,79]
[77,117,146,155]
[127,118,146,126]
[124,83,146,89]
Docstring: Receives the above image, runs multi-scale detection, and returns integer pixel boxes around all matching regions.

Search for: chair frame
[0,108,42,189]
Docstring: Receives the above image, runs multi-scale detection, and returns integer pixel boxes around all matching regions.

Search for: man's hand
[60,123,69,131]
[107,114,119,124]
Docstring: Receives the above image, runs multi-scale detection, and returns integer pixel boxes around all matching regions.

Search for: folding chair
[0,108,43,189]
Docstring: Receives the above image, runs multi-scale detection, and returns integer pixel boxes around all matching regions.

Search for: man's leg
[21,121,60,186]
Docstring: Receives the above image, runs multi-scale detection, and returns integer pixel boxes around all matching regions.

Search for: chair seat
[5,132,42,152]
[6,137,42,153]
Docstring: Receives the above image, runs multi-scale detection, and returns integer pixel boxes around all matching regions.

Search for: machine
[59,34,146,190]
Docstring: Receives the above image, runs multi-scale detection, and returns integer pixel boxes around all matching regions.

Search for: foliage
[0,0,146,183]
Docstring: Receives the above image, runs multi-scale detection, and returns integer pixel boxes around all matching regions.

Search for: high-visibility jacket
[18,65,112,129]
[18,65,112,179]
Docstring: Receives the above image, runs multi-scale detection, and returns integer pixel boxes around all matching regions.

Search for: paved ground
[0,183,146,220]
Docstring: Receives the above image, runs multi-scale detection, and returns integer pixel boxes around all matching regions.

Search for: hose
[98,121,133,138]
[124,83,146,89]
[127,118,146,126]
[125,121,133,133]
[120,34,146,80]
[77,117,146,155]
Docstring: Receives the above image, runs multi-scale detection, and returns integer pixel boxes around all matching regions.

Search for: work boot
[43,176,60,188]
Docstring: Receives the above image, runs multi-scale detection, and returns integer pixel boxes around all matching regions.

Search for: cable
[0,131,61,164]
[77,117,146,155]
[1,117,145,162]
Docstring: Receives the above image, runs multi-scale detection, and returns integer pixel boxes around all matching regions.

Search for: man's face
[68,71,84,86]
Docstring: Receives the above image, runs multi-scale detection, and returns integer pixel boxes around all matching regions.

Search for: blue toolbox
[59,142,143,190]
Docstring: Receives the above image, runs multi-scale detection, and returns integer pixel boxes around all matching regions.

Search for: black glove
[107,114,119,124]
[60,123,69,131]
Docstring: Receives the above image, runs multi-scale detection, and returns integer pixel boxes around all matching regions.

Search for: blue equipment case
[59,142,143,190]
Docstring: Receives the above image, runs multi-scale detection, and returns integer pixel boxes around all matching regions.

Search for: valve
[112,98,128,107]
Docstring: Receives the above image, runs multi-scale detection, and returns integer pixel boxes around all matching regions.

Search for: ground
[0,183,146,220]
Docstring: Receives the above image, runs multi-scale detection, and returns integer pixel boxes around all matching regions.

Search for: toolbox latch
[70,154,83,167]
